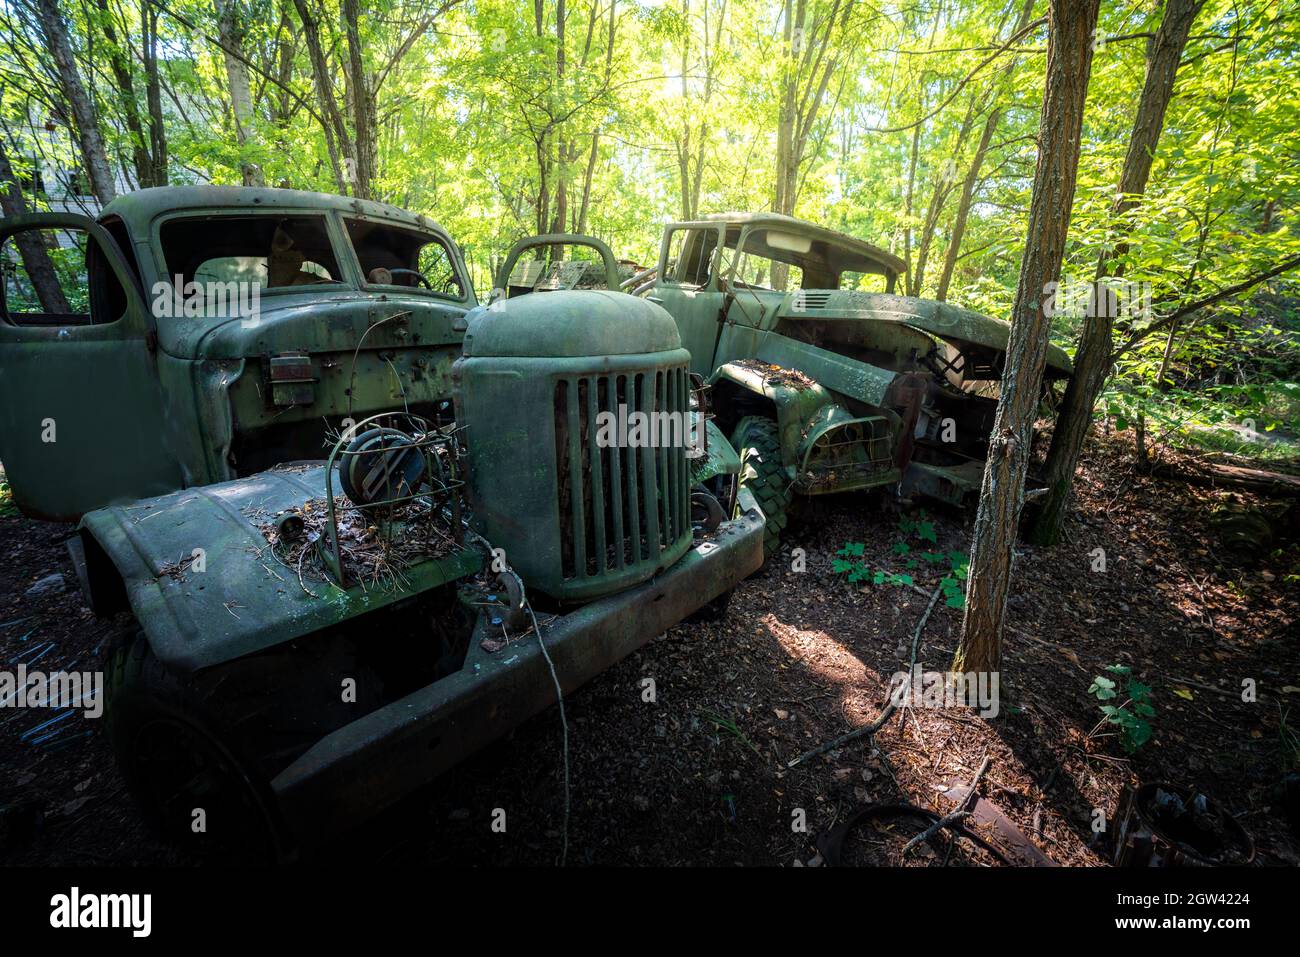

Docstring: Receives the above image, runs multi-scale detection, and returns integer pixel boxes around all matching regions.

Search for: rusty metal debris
[1111,782,1255,866]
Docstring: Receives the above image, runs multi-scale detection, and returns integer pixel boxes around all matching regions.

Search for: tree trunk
[94,0,151,189]
[1031,0,1202,545]
[33,0,117,205]
[935,0,1035,301]
[0,140,71,313]
[576,133,599,233]
[291,0,350,194]
[215,0,264,186]
[935,107,998,301]
[342,0,375,200]
[142,5,168,187]
[954,0,1101,678]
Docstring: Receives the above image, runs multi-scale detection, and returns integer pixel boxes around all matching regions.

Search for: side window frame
[657,224,723,292]
[342,213,472,304]
[0,213,147,338]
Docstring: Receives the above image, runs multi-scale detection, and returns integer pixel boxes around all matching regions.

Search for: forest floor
[1,434,1297,867]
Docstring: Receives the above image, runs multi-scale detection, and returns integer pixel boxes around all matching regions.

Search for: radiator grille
[554,367,690,581]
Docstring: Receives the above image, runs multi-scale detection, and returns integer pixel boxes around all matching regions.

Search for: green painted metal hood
[781,290,1073,376]
[79,465,479,673]
[159,290,467,360]
[463,290,682,358]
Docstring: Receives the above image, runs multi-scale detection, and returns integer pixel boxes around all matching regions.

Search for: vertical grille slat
[608,375,625,570]
[566,377,587,577]
[554,362,690,587]
[681,369,691,540]
[639,372,660,556]
[587,376,607,574]
[624,373,642,563]
[657,370,671,547]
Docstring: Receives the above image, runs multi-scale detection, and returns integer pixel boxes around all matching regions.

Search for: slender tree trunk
[215,0,264,186]
[33,0,116,205]
[936,0,1035,301]
[954,0,1101,678]
[0,140,71,313]
[291,0,349,194]
[1031,0,1202,545]
[936,107,997,300]
[902,123,919,290]
[342,0,375,200]
[142,5,167,186]
[94,0,150,189]
[576,133,599,233]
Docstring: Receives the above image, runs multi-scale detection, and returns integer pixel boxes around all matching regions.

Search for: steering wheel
[389,267,432,289]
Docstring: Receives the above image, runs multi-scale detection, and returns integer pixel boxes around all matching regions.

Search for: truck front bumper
[270,496,765,847]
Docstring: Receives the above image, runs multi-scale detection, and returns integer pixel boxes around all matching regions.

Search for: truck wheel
[732,415,792,560]
[105,632,289,862]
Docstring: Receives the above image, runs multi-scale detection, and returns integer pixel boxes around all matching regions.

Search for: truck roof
[701,211,907,277]
[99,185,451,237]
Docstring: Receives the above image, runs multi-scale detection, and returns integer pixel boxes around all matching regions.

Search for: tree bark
[342,0,376,200]
[33,0,117,205]
[935,106,997,301]
[1031,0,1202,545]
[94,0,153,189]
[215,0,264,186]
[954,0,1101,677]
[142,5,168,187]
[291,0,350,194]
[0,139,71,313]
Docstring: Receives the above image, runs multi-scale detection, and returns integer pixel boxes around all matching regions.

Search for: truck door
[0,213,181,520]
[652,224,724,377]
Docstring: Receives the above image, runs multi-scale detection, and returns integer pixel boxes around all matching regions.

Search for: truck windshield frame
[155,212,348,317]
[344,215,471,304]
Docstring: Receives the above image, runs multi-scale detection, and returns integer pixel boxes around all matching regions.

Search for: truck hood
[780,289,1073,377]
[79,464,479,673]
[157,289,469,361]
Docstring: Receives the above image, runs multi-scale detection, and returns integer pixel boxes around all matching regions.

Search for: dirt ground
[2,436,1297,867]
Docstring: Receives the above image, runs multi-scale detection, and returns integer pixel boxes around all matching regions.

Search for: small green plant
[699,708,763,759]
[0,480,16,518]
[1088,664,1154,753]
[831,514,968,607]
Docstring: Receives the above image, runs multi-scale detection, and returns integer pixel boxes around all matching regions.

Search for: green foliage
[1089,664,1155,753]
[0,0,1295,423]
[831,516,967,604]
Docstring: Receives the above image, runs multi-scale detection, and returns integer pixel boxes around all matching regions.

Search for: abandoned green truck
[509,213,1073,555]
[648,212,1073,553]
[0,186,762,857]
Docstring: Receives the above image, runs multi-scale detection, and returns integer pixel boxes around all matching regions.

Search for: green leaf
[1089,676,1117,700]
